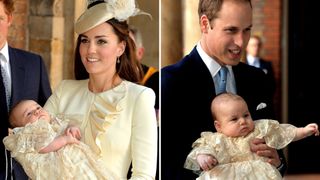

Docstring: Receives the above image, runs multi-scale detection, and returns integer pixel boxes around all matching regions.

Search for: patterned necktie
[217,66,228,94]
[0,65,8,114]
[0,58,11,110]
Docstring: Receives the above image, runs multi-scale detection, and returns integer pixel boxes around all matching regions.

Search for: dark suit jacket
[246,58,276,96]
[0,47,52,172]
[161,47,278,180]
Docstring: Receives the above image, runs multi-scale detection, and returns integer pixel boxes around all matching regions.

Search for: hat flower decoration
[75,0,150,34]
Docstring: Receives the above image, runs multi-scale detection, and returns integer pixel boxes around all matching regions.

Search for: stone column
[182,0,201,56]
[161,0,183,67]
[29,0,64,89]
[129,0,159,69]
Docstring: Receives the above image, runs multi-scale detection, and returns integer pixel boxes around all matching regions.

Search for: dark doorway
[288,0,320,174]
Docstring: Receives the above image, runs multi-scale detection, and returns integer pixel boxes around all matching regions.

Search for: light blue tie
[217,66,227,94]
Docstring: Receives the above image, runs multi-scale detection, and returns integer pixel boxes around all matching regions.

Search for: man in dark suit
[161,0,286,179]
[0,1,52,179]
[246,35,276,96]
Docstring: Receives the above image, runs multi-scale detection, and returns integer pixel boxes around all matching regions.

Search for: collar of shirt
[196,41,220,78]
[246,54,260,66]
[0,42,10,63]
[196,42,237,94]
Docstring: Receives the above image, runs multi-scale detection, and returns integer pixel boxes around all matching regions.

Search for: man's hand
[196,154,218,171]
[250,138,281,167]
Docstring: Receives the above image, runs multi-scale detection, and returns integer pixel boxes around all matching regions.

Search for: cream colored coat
[44,80,157,180]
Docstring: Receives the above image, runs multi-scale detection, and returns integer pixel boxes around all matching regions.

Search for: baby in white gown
[184,93,319,180]
[3,100,116,180]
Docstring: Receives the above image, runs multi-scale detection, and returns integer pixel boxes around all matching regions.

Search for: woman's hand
[250,138,281,167]
[64,134,80,144]
[196,154,218,171]
[65,126,81,140]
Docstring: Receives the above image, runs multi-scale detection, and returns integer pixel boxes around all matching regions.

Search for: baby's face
[14,100,51,126]
[214,99,254,137]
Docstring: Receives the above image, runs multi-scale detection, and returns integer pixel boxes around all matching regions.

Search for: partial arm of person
[39,134,79,153]
[44,80,83,128]
[294,123,319,141]
[130,88,157,180]
[249,121,319,176]
[43,80,65,114]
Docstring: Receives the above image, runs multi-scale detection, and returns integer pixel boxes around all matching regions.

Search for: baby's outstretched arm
[294,123,319,141]
[196,154,218,171]
[39,134,80,153]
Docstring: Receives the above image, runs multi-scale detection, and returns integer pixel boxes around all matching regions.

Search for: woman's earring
[117,57,120,64]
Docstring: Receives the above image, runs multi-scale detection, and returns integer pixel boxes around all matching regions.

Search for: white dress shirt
[196,42,237,94]
[247,54,260,68]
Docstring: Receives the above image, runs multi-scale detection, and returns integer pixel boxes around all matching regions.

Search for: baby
[184,93,319,180]
[3,100,116,180]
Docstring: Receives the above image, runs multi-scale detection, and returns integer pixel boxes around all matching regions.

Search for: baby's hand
[196,154,218,171]
[65,126,81,140]
[305,123,319,137]
[65,134,80,144]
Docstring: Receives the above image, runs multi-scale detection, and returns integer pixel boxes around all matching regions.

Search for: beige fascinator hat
[75,0,149,34]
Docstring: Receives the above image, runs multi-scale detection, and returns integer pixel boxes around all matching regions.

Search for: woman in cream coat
[44,0,157,179]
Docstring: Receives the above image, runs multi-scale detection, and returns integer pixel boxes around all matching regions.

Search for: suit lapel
[188,47,216,94]
[9,47,25,105]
